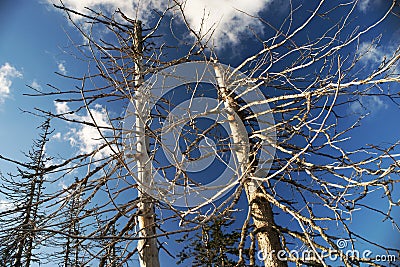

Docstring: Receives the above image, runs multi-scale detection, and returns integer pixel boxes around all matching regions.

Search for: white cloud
[58,62,67,75]
[30,80,42,90]
[177,0,271,46]
[349,95,388,114]
[0,62,22,104]
[358,42,384,65]
[0,199,13,212]
[47,0,272,47]
[55,101,71,114]
[47,0,141,19]
[358,0,384,13]
[55,102,115,160]
[358,0,385,13]
[52,132,62,140]
[358,0,373,12]
[358,41,399,75]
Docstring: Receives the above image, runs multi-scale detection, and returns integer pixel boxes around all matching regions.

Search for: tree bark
[133,21,160,267]
[245,184,287,267]
[214,64,286,267]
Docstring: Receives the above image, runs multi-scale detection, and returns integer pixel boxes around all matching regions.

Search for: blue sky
[0,1,76,164]
[0,0,399,266]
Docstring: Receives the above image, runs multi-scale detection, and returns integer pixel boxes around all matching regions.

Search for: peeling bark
[214,64,287,267]
[133,21,160,267]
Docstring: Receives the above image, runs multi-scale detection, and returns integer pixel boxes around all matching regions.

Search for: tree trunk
[133,21,160,267]
[245,183,287,267]
[214,64,286,267]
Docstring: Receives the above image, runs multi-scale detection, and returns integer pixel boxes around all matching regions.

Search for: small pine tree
[0,119,53,267]
[61,181,83,267]
[177,218,258,267]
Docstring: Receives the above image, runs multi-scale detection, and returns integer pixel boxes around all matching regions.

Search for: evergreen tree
[177,218,259,267]
[0,119,53,266]
[60,179,84,267]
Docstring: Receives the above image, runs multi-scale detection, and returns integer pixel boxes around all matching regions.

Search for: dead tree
[0,119,53,266]
[11,1,400,266]
[131,20,160,267]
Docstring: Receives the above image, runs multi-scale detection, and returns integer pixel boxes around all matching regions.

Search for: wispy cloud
[30,80,42,90]
[47,0,272,47]
[57,62,67,75]
[358,0,381,13]
[0,199,13,212]
[51,132,62,140]
[357,39,399,75]
[55,102,115,160]
[358,42,385,65]
[0,62,22,104]
[358,0,372,12]
[349,95,388,115]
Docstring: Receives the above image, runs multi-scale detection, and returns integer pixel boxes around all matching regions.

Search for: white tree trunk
[214,64,286,267]
[133,21,160,267]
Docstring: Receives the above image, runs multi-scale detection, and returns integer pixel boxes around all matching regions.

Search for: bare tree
[0,119,53,266]
[2,1,399,266]
[131,20,160,267]
[56,178,85,267]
